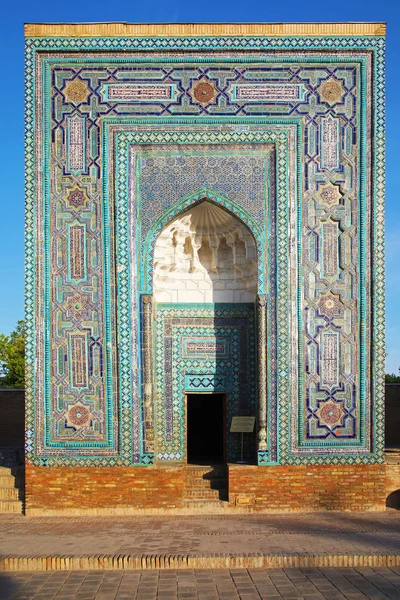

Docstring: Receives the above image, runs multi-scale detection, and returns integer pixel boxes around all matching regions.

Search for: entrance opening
[187,394,225,464]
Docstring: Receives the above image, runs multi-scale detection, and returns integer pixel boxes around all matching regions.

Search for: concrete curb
[1,553,400,571]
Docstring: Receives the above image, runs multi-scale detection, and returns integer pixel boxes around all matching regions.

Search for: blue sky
[0,0,399,372]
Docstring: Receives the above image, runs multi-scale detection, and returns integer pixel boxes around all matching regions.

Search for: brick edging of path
[1,553,400,571]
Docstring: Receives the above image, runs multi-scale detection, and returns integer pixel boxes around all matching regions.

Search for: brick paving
[1,567,400,599]
[0,512,400,559]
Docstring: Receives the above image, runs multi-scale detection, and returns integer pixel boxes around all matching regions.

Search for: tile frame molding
[24,22,386,38]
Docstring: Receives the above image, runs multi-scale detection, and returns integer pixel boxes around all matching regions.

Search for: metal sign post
[230,416,255,464]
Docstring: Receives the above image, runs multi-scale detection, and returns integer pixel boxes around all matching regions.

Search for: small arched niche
[153,200,258,303]
[386,490,400,510]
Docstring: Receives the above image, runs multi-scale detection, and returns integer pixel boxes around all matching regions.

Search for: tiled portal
[24,22,387,513]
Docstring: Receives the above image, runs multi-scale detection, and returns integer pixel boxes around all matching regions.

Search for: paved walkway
[1,512,399,559]
[1,567,400,599]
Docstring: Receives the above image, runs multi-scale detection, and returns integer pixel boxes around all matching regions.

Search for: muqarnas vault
[25,22,387,513]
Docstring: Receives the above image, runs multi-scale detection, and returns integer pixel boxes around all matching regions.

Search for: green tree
[0,320,25,388]
[385,372,400,383]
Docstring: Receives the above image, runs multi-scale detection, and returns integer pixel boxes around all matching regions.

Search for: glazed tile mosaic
[154,304,257,462]
[25,25,385,467]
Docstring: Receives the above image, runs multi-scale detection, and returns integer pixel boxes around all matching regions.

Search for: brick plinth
[228,464,387,512]
[25,462,391,514]
[25,463,185,515]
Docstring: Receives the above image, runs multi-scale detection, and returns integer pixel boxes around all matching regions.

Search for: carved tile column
[142,294,154,453]
[257,294,268,454]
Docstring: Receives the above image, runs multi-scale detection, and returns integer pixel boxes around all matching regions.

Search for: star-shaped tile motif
[65,293,92,321]
[65,185,89,210]
[317,77,346,105]
[65,403,93,429]
[317,293,343,319]
[316,399,346,429]
[317,182,342,206]
[64,78,91,104]
[190,77,217,105]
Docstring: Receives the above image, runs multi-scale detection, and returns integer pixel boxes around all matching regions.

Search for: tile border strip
[24,22,386,38]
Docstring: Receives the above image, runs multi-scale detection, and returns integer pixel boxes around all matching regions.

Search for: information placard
[230,416,255,433]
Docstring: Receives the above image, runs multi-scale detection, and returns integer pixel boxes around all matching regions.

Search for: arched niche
[153,200,258,303]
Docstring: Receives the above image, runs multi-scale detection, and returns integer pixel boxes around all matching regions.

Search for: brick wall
[0,389,24,446]
[386,463,400,492]
[385,462,400,508]
[25,462,391,514]
[25,464,185,515]
[228,464,387,512]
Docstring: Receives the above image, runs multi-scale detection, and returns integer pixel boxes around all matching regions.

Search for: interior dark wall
[385,384,400,447]
[0,389,24,446]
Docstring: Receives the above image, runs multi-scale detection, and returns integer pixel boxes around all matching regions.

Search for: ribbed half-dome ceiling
[183,201,235,236]
[153,200,258,304]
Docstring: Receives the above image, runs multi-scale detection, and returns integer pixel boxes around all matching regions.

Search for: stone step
[0,464,24,513]
[182,499,229,510]
[0,487,19,500]
[185,474,227,480]
[185,468,228,478]
[0,466,13,475]
[0,475,16,487]
[185,476,227,488]
[0,467,23,483]
[183,488,227,500]
[0,500,23,514]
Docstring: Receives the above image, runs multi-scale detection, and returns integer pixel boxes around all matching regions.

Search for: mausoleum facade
[25,22,388,513]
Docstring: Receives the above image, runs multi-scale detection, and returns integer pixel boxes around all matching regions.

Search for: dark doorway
[187,394,225,464]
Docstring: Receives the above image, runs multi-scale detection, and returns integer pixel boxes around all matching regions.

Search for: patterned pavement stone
[1,568,400,599]
[1,513,400,560]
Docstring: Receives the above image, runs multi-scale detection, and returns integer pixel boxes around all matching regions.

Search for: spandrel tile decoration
[24,22,387,513]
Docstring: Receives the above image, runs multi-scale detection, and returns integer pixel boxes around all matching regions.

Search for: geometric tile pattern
[25,33,385,466]
[155,303,257,463]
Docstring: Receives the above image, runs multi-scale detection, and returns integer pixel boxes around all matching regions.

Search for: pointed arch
[142,188,265,294]
[153,201,258,303]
